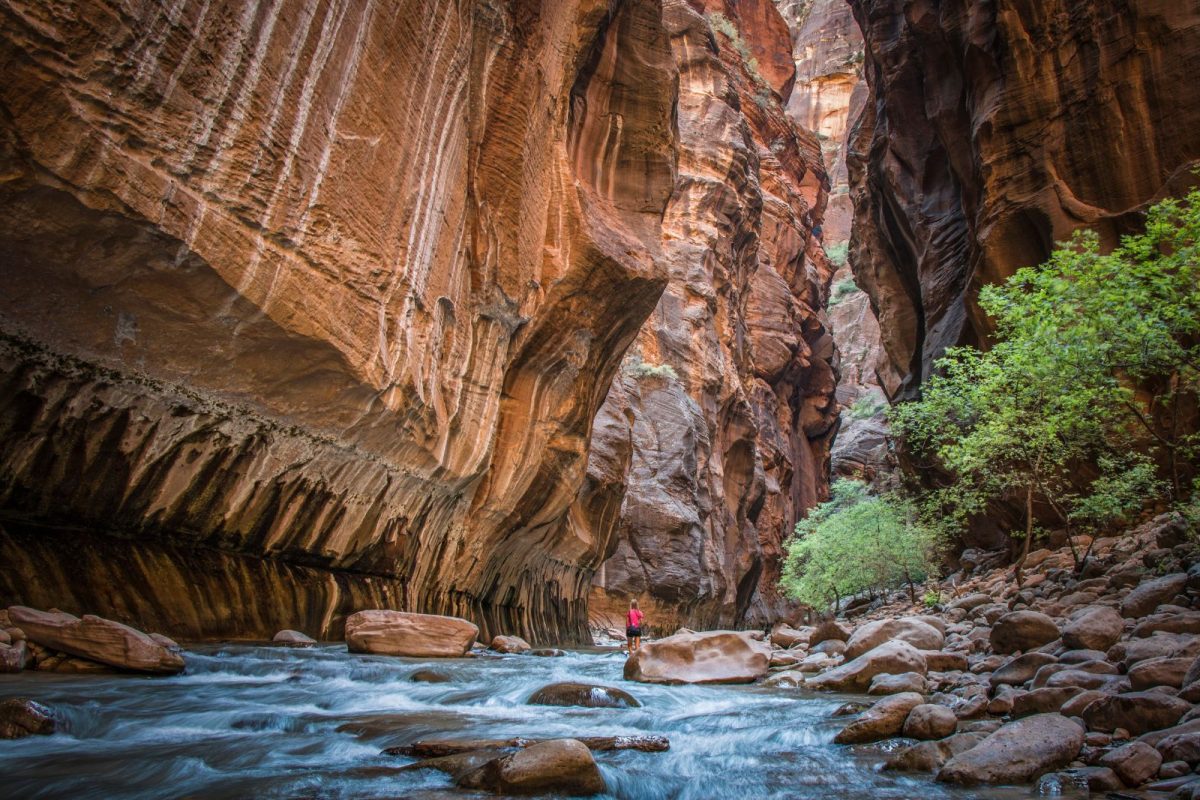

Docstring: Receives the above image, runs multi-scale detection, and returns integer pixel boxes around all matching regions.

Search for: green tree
[781,480,939,611]
[891,188,1200,581]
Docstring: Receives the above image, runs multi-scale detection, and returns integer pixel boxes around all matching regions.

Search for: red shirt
[627,609,644,628]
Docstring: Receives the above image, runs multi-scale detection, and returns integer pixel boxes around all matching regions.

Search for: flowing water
[0,644,1034,799]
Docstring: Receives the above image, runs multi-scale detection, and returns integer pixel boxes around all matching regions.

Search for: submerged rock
[7,606,183,674]
[344,610,477,658]
[409,669,452,683]
[0,698,58,739]
[273,630,316,647]
[623,630,771,685]
[527,682,640,709]
[387,735,669,757]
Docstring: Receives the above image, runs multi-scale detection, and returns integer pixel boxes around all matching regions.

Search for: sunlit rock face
[0,0,680,642]
[585,0,837,634]
[775,0,888,483]
[847,0,1200,400]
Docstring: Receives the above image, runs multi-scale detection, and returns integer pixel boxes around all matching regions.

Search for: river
[0,644,1035,798]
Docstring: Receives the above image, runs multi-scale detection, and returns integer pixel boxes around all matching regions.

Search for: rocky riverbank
[757,512,1200,794]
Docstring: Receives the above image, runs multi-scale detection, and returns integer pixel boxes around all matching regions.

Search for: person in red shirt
[626,599,645,652]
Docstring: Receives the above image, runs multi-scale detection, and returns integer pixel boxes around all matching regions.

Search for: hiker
[626,599,644,652]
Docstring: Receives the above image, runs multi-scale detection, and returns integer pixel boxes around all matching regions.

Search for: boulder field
[744,512,1200,792]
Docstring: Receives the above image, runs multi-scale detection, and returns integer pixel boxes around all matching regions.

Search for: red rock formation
[847,0,1200,399]
[585,0,836,634]
[0,0,681,642]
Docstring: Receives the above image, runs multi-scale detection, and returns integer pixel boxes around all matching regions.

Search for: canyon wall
[847,0,1200,400]
[586,0,837,634]
[0,0,682,642]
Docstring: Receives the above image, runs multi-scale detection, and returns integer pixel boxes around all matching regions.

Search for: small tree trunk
[1170,371,1182,501]
[1014,483,1035,587]
[904,566,916,605]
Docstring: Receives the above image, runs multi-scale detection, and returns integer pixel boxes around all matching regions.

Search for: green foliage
[707,12,771,93]
[847,394,886,420]
[781,480,940,611]
[828,275,856,307]
[891,188,1200,576]
[628,361,678,381]
[825,242,850,269]
[923,589,942,609]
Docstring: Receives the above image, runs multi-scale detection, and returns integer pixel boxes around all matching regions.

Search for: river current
[0,644,1034,799]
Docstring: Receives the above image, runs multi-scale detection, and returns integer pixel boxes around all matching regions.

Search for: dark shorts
[626,626,642,638]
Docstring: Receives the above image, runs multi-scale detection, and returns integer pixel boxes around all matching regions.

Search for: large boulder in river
[806,640,927,692]
[345,610,478,658]
[937,713,1084,786]
[834,692,924,744]
[490,635,532,654]
[1121,573,1188,618]
[7,606,183,674]
[844,617,944,659]
[989,611,1060,654]
[623,630,770,685]
[528,682,640,709]
[456,738,605,796]
[1061,606,1124,652]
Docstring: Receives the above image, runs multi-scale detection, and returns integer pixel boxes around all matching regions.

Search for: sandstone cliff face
[0,0,681,642]
[847,0,1200,399]
[586,0,837,634]
[775,0,890,482]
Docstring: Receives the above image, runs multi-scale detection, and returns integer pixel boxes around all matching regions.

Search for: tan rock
[769,623,811,649]
[490,635,532,654]
[623,630,771,685]
[345,611,477,658]
[7,606,183,674]
[884,732,986,772]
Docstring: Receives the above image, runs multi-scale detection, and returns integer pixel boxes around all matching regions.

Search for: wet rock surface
[344,611,477,659]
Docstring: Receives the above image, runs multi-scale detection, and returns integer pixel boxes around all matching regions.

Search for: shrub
[781,480,940,611]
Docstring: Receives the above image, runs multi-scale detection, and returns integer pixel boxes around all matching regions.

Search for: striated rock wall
[585,0,837,634]
[0,0,682,642]
[847,0,1200,400]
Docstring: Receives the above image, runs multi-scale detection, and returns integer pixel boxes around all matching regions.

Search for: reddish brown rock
[0,0,679,644]
[937,714,1084,786]
[345,611,477,658]
[806,639,927,692]
[1062,606,1125,652]
[623,630,772,684]
[1080,691,1192,736]
[834,692,924,744]
[844,617,944,659]
[989,612,1060,655]
[586,0,835,632]
[847,0,1200,404]
[490,635,532,655]
[903,704,958,741]
[8,606,183,674]
[456,739,606,796]
[1100,740,1163,787]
